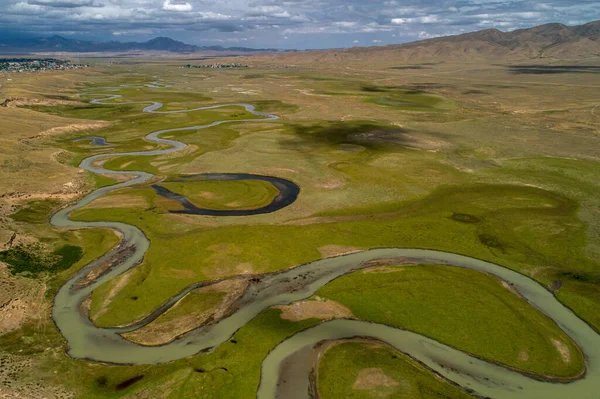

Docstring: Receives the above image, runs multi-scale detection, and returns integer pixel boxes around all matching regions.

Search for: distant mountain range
[0,35,279,54]
[395,20,600,59]
[2,20,599,59]
[256,20,600,64]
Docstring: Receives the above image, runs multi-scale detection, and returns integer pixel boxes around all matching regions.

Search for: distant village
[0,58,88,73]
[183,63,248,69]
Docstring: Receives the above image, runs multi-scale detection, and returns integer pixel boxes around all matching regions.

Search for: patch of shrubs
[478,234,507,253]
[559,271,600,285]
[10,200,59,224]
[0,243,83,276]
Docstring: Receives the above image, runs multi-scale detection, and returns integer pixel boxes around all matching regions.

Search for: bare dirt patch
[2,191,81,204]
[275,299,353,322]
[1,174,86,208]
[91,158,108,168]
[197,191,217,199]
[318,245,361,258]
[314,179,346,190]
[1,97,87,108]
[96,173,133,183]
[0,263,47,335]
[401,134,450,151]
[158,164,178,172]
[362,266,406,274]
[552,339,571,363]
[500,280,522,297]
[21,122,110,143]
[72,236,128,290]
[294,89,330,97]
[0,298,32,334]
[518,349,530,362]
[79,295,92,319]
[150,160,168,168]
[352,368,400,391]
[235,262,255,275]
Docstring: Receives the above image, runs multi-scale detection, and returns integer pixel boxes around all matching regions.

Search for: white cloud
[333,21,357,28]
[511,12,543,19]
[196,11,230,20]
[162,0,192,12]
[392,15,439,25]
[418,31,440,39]
[2,0,600,50]
[11,1,45,14]
[415,15,439,24]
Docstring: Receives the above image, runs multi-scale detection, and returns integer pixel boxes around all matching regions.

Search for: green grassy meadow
[71,182,597,336]
[318,341,474,399]
[316,264,584,377]
[158,179,279,210]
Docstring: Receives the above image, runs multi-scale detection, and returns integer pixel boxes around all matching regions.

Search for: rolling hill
[247,20,600,64]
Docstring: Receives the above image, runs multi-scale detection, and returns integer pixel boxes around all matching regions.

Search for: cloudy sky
[1,0,599,49]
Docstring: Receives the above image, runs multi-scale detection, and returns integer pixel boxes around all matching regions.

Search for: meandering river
[51,90,600,398]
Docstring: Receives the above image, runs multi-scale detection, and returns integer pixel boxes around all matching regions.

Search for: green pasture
[316,264,584,377]
[318,341,474,399]
[158,179,279,211]
[290,74,455,111]
[145,289,225,327]
[69,183,599,337]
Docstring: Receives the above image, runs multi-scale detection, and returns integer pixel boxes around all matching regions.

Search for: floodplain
[0,56,599,398]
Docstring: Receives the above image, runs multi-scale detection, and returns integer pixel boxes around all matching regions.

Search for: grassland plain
[0,58,599,398]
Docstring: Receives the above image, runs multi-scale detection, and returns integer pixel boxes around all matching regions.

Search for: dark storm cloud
[0,0,598,48]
